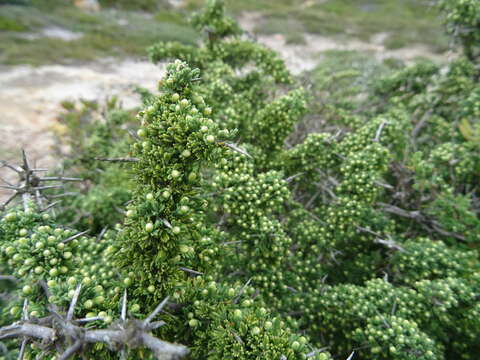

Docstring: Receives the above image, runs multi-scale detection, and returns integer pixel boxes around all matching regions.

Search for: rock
[74,0,100,12]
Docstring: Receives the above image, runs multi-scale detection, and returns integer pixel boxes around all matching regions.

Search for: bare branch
[0,323,55,341]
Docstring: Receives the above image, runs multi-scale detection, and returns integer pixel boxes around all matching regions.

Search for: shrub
[1,0,479,359]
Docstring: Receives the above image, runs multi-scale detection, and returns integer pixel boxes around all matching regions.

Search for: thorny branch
[1,150,81,212]
[0,287,188,360]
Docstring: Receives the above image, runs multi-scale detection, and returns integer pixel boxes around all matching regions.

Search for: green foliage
[98,0,169,11]
[1,1,480,359]
[438,0,480,61]
[0,14,28,31]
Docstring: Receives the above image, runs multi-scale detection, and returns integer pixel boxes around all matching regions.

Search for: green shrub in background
[1,0,480,359]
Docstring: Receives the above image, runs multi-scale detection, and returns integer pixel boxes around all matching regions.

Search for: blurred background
[0,0,455,198]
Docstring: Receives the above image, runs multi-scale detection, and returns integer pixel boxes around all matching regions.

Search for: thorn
[285,173,304,183]
[233,278,252,304]
[22,299,29,321]
[0,185,20,190]
[39,177,82,182]
[0,160,21,174]
[222,142,252,158]
[162,218,172,229]
[121,290,127,321]
[18,338,27,360]
[0,177,14,187]
[40,201,61,213]
[67,284,82,321]
[144,296,169,326]
[48,192,79,199]
[62,230,90,244]
[94,157,139,163]
[373,121,389,142]
[179,267,203,276]
[75,316,103,323]
[97,227,108,242]
[33,185,64,191]
[58,340,82,360]
[1,193,18,209]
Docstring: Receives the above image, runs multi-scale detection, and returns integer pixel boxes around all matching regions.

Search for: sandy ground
[0,11,453,202]
[0,59,163,200]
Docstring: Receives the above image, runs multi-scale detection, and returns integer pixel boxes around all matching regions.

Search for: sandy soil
[0,59,163,200]
[238,12,454,74]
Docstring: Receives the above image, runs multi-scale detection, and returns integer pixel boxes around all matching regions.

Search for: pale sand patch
[0,59,164,201]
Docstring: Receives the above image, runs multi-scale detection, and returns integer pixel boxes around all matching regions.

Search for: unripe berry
[49,268,58,277]
[206,135,215,143]
[145,222,154,233]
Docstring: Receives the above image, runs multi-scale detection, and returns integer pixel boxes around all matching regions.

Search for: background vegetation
[1,0,479,359]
